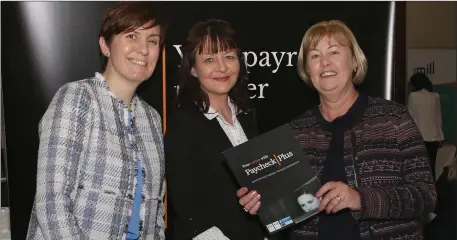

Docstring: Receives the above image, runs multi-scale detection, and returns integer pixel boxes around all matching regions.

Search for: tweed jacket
[288,95,437,240]
[27,73,166,240]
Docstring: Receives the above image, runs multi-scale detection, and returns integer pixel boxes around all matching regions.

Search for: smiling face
[306,35,357,94]
[99,21,161,85]
[191,37,240,98]
[297,193,320,213]
[297,20,368,93]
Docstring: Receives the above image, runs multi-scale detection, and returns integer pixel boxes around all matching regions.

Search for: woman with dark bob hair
[165,19,268,240]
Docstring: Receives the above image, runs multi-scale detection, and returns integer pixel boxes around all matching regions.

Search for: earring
[105,52,110,57]
[353,68,357,72]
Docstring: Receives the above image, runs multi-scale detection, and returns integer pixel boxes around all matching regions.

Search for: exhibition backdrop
[2,2,402,238]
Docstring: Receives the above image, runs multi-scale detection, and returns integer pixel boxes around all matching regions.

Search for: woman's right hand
[236,187,261,215]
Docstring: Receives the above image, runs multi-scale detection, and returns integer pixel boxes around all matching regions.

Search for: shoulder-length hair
[297,20,368,86]
[176,19,251,114]
[410,72,434,92]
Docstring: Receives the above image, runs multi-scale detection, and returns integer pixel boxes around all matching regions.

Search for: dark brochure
[222,124,322,234]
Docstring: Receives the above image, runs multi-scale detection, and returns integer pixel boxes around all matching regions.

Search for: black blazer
[164,103,267,240]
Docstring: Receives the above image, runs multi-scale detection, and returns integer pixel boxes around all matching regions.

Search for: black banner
[1,2,402,238]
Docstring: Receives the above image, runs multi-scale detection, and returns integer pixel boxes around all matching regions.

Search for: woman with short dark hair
[27,2,167,239]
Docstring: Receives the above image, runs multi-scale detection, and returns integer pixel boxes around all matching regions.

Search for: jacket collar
[94,72,139,111]
[203,97,238,123]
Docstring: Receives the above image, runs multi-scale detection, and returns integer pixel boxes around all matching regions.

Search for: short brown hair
[176,19,251,114]
[98,2,166,70]
[297,20,368,86]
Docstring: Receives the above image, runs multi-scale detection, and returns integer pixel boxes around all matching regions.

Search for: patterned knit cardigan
[26,73,166,240]
[288,96,437,240]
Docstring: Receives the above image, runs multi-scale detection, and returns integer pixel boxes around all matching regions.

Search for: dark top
[317,94,363,240]
[288,94,436,240]
[164,103,268,240]
[434,166,457,220]
[425,166,457,240]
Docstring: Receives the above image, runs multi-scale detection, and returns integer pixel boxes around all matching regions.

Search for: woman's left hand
[316,181,361,214]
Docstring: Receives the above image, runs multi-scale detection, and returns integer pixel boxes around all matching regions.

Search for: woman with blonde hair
[237,20,436,239]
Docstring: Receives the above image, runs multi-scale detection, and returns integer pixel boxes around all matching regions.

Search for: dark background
[160,1,398,132]
[1,1,405,239]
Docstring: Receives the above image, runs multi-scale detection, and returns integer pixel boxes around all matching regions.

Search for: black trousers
[425,141,440,181]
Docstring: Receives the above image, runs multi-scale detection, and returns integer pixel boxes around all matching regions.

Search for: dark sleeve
[164,109,213,239]
[357,106,437,220]
[434,166,452,215]
[250,108,259,135]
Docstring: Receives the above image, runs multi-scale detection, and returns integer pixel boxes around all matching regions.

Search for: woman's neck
[103,68,138,106]
[209,94,230,113]
[209,94,233,124]
[319,85,359,122]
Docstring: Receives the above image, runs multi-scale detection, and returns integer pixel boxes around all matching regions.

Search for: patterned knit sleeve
[156,180,166,240]
[155,130,166,240]
[357,106,437,220]
[34,83,91,239]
